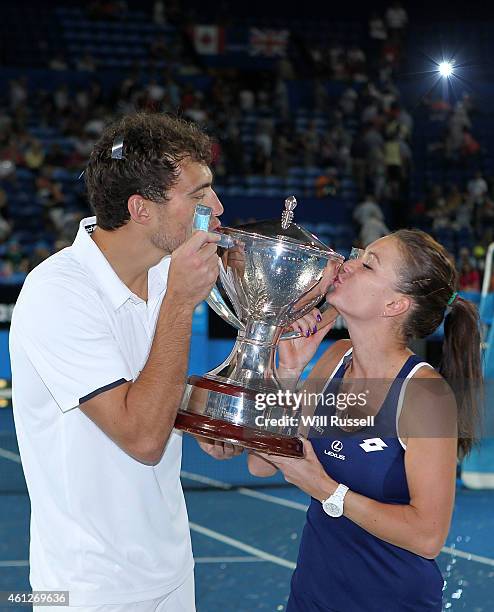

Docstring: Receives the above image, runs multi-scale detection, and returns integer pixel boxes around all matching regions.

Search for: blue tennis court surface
[1,408,493,611]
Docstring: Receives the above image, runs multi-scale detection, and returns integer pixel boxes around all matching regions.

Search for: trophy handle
[206,285,245,332]
[206,289,337,339]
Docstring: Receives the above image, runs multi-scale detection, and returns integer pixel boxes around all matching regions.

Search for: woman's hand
[278,307,336,377]
[257,439,338,501]
[247,451,278,477]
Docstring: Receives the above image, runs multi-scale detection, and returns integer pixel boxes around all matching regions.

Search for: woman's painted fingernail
[305,330,310,337]
[313,326,318,333]
[316,314,322,322]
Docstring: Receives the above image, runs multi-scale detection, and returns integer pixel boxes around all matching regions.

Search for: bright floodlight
[438,61,453,77]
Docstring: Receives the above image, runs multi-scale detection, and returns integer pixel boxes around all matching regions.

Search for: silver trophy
[175,197,345,457]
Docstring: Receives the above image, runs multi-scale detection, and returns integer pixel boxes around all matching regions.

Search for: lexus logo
[331,440,343,453]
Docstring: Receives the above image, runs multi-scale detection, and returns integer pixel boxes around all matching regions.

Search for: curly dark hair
[84,112,213,230]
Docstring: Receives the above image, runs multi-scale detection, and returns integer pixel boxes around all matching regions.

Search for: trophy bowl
[175,199,344,457]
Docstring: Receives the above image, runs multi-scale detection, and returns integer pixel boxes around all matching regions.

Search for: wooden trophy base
[175,376,303,458]
[175,410,303,457]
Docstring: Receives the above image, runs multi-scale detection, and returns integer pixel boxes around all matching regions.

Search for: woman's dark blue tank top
[287,349,444,612]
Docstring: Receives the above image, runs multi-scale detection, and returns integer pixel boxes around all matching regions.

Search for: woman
[249,229,482,612]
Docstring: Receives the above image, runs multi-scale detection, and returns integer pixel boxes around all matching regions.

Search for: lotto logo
[359,438,388,453]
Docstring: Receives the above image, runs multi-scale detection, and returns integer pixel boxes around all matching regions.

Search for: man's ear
[384,296,411,318]
[128,195,151,225]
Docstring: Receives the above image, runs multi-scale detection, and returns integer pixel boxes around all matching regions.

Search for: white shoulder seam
[396,362,435,450]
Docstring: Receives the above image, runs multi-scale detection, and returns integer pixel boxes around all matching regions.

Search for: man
[352,193,385,227]
[10,112,237,611]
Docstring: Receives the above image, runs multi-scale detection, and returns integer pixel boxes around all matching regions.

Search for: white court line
[180,470,231,490]
[181,470,494,568]
[2,450,493,569]
[195,556,265,564]
[181,470,308,511]
[0,447,21,464]
[4,549,494,569]
[0,560,29,567]
[236,487,308,512]
[0,558,263,568]
[189,522,296,570]
[441,546,494,567]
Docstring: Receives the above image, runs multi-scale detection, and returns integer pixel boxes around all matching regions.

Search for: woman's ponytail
[439,296,482,458]
[393,229,483,458]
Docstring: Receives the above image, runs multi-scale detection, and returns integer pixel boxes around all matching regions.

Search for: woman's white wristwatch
[322,484,349,517]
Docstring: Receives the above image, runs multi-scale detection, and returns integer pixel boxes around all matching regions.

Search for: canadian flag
[249,28,289,57]
[192,25,225,55]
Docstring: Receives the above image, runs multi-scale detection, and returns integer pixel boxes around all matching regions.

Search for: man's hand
[195,435,244,459]
[167,231,221,310]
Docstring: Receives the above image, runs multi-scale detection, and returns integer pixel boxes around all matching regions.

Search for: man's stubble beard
[150,217,190,255]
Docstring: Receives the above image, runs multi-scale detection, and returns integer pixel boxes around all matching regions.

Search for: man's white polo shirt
[9,217,193,606]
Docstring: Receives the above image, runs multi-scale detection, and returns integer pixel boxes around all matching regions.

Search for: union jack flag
[249,28,289,57]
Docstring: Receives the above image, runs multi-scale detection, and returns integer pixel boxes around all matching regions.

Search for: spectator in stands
[461,128,481,161]
[45,143,68,167]
[445,102,472,161]
[221,124,247,176]
[277,57,295,80]
[459,261,480,291]
[153,0,167,25]
[183,95,208,125]
[445,183,463,212]
[347,46,367,82]
[239,87,255,112]
[315,167,339,198]
[368,11,387,60]
[351,128,368,196]
[359,207,389,246]
[53,84,70,113]
[353,193,385,226]
[4,240,28,274]
[385,1,408,38]
[48,54,68,71]
[458,246,477,269]
[475,198,494,237]
[340,87,358,116]
[150,34,169,61]
[28,242,52,272]
[35,169,65,211]
[9,78,27,110]
[254,118,274,160]
[24,140,45,172]
[76,53,97,72]
[383,130,403,191]
[455,198,474,229]
[0,7,419,275]
[301,119,320,167]
[313,79,330,114]
[271,130,291,177]
[468,170,488,204]
[0,206,11,244]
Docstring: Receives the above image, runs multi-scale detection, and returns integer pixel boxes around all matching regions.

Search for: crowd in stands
[0,0,491,297]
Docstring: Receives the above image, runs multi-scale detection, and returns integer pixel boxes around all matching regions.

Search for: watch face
[323,500,342,517]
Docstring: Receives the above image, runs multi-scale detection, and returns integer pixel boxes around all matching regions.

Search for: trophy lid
[220,196,344,261]
[231,218,334,252]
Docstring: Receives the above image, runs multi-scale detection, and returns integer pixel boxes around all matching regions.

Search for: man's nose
[209,189,224,217]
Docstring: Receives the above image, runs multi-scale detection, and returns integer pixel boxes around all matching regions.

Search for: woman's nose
[341,259,355,274]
